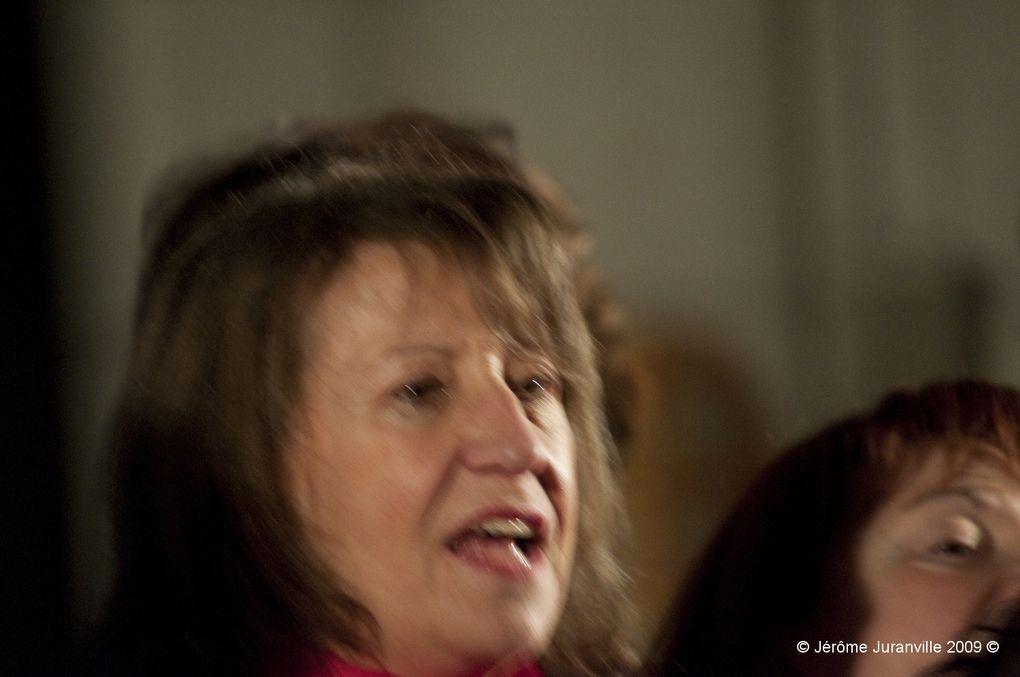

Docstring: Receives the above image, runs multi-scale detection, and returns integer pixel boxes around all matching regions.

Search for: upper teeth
[478,517,535,539]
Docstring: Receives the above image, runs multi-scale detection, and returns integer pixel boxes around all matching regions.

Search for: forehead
[315,238,555,352]
[882,445,1020,510]
[330,240,460,307]
[304,240,542,353]
[306,241,472,343]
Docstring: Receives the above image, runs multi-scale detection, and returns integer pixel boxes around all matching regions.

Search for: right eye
[923,517,986,566]
[393,376,448,409]
[930,538,980,558]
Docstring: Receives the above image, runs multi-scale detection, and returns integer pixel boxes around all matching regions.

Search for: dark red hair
[646,380,1020,676]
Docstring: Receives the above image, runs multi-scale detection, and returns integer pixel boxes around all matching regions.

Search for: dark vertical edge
[0,1,72,674]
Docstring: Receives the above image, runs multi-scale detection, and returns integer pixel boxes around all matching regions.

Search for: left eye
[510,374,560,402]
[930,539,980,558]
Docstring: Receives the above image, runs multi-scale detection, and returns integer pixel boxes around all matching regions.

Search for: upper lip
[447,506,551,547]
[922,622,1009,676]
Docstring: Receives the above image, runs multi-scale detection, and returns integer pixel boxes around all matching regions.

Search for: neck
[306,649,541,677]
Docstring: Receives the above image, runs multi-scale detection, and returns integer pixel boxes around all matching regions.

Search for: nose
[459,378,548,476]
[975,567,1020,630]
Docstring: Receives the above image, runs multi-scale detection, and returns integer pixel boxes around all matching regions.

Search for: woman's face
[853,450,1020,677]
[287,241,578,676]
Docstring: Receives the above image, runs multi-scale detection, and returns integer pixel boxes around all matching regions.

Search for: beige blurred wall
[38,0,1020,636]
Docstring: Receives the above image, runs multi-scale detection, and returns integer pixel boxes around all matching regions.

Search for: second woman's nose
[983,569,1020,622]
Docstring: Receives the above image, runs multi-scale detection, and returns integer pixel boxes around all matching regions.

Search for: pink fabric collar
[304,651,542,677]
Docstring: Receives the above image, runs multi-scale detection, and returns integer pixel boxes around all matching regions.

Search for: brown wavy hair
[102,112,635,675]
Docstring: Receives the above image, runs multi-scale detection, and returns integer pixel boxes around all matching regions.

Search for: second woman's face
[853,450,1020,677]
[287,242,578,677]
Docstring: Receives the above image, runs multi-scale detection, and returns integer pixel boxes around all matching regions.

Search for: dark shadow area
[1,1,71,673]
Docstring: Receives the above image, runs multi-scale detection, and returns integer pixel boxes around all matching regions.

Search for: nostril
[536,465,557,494]
[973,579,1020,634]
[991,573,1020,606]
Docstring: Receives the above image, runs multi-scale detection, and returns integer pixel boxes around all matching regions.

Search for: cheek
[546,406,577,474]
[289,450,359,552]
[288,427,406,554]
[557,431,581,563]
[329,443,432,536]
[291,442,436,599]
[864,567,985,642]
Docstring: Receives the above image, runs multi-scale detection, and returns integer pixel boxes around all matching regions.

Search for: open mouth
[447,514,547,577]
[478,516,541,555]
[921,624,1006,676]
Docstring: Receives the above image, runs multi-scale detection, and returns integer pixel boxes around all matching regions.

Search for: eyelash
[392,371,562,411]
[509,372,562,403]
[394,376,448,409]
[924,522,988,565]
[929,539,980,558]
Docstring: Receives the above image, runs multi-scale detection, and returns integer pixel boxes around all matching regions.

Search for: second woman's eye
[931,538,979,558]
[922,517,986,566]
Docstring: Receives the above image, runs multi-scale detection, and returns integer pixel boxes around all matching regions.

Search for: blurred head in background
[647,379,1020,677]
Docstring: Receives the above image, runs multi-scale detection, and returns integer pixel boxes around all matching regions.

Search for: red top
[304,651,543,677]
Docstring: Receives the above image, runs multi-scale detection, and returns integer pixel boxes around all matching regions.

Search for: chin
[451,603,559,671]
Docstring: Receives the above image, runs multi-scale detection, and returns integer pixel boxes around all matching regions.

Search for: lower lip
[448,538,547,580]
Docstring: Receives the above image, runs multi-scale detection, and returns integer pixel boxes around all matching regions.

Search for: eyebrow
[905,487,991,512]
[382,344,456,359]
[381,337,548,361]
